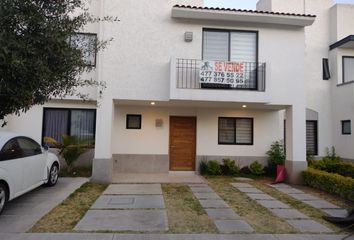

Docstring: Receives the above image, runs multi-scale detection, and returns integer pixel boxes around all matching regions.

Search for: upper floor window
[343,56,354,83]
[202,29,258,63]
[70,33,97,67]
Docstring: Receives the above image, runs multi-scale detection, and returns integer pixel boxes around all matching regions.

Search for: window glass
[43,108,96,145]
[17,137,42,157]
[342,120,351,135]
[218,118,253,145]
[235,118,253,144]
[306,121,318,155]
[323,58,330,80]
[203,31,229,61]
[70,33,97,66]
[0,139,22,161]
[218,118,236,144]
[230,32,257,63]
[126,115,142,129]
[343,57,354,83]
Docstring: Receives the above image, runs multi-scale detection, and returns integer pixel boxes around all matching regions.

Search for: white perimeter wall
[112,105,282,156]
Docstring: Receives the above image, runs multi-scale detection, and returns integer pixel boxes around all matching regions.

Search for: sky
[204,0,354,9]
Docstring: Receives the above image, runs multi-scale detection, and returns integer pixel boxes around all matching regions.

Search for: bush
[221,159,240,176]
[303,167,354,201]
[240,166,251,175]
[310,159,354,178]
[266,141,285,166]
[199,160,222,176]
[199,160,208,175]
[249,161,265,176]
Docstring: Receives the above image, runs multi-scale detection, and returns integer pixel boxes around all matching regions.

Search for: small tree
[266,141,285,166]
[45,135,91,172]
[0,0,117,125]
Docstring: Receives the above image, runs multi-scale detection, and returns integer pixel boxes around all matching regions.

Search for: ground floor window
[218,117,253,145]
[42,108,96,145]
[306,120,318,156]
[342,120,351,135]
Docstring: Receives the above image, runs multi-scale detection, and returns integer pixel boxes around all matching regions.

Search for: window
[17,137,42,158]
[126,114,142,129]
[70,33,97,66]
[306,121,318,155]
[342,120,351,135]
[0,139,22,161]
[343,57,354,83]
[43,108,96,145]
[218,117,253,145]
[202,29,258,89]
[323,58,330,80]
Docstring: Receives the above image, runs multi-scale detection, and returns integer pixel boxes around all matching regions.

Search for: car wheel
[0,183,8,215]
[46,163,59,187]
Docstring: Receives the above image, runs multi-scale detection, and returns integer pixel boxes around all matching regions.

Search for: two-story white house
[2,0,354,184]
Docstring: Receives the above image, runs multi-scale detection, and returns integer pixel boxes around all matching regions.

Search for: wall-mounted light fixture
[184,32,193,42]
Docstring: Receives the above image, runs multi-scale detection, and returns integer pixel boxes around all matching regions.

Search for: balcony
[170,58,270,103]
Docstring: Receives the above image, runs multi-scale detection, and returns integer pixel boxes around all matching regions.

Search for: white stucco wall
[112,105,282,157]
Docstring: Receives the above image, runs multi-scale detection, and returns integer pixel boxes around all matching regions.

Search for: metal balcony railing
[176,59,266,91]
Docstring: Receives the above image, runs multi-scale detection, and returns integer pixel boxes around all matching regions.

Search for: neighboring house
[2,0,354,183]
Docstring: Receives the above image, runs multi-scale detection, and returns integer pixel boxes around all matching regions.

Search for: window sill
[337,80,354,87]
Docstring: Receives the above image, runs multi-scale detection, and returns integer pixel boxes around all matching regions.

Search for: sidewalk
[0,233,351,240]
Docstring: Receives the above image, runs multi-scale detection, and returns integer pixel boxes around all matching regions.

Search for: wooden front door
[169,117,196,171]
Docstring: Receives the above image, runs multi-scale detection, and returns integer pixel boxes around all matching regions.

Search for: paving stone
[194,192,221,200]
[199,199,229,208]
[103,184,162,195]
[302,200,340,209]
[246,193,275,200]
[75,210,168,232]
[276,188,304,194]
[214,220,254,233]
[205,208,241,220]
[256,200,291,209]
[237,188,263,193]
[235,177,254,182]
[286,220,333,233]
[231,183,253,188]
[91,195,165,209]
[322,209,348,218]
[190,187,214,193]
[188,184,208,188]
[270,209,309,219]
[288,193,319,201]
[268,183,291,188]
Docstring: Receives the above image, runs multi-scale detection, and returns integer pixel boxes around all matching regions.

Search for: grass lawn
[30,183,107,233]
[162,184,218,233]
[206,176,297,233]
[251,178,350,233]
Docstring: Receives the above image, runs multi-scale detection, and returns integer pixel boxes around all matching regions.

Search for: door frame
[169,116,197,171]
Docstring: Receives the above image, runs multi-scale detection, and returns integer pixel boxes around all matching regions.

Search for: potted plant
[266,141,285,177]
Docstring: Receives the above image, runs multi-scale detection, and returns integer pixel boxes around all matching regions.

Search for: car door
[17,137,47,190]
[0,138,24,197]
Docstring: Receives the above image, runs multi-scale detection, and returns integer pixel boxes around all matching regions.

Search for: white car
[0,132,60,214]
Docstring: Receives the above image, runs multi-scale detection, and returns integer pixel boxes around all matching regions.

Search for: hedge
[303,167,354,201]
[310,159,354,178]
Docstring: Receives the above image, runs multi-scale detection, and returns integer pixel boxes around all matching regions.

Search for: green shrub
[310,160,354,178]
[266,141,285,166]
[303,167,354,201]
[206,160,222,175]
[249,161,265,176]
[221,159,240,176]
[324,146,341,162]
[199,160,208,175]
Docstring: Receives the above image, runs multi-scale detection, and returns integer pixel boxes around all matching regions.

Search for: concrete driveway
[0,178,88,233]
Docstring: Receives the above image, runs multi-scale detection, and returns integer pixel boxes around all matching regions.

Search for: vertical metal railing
[176,59,266,91]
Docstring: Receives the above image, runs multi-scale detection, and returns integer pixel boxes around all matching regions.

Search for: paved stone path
[0,233,349,240]
[75,184,168,232]
[269,183,349,218]
[189,183,254,233]
[0,178,88,233]
[231,183,333,233]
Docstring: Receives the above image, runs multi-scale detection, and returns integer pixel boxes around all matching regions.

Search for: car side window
[0,139,23,161]
[17,137,42,158]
